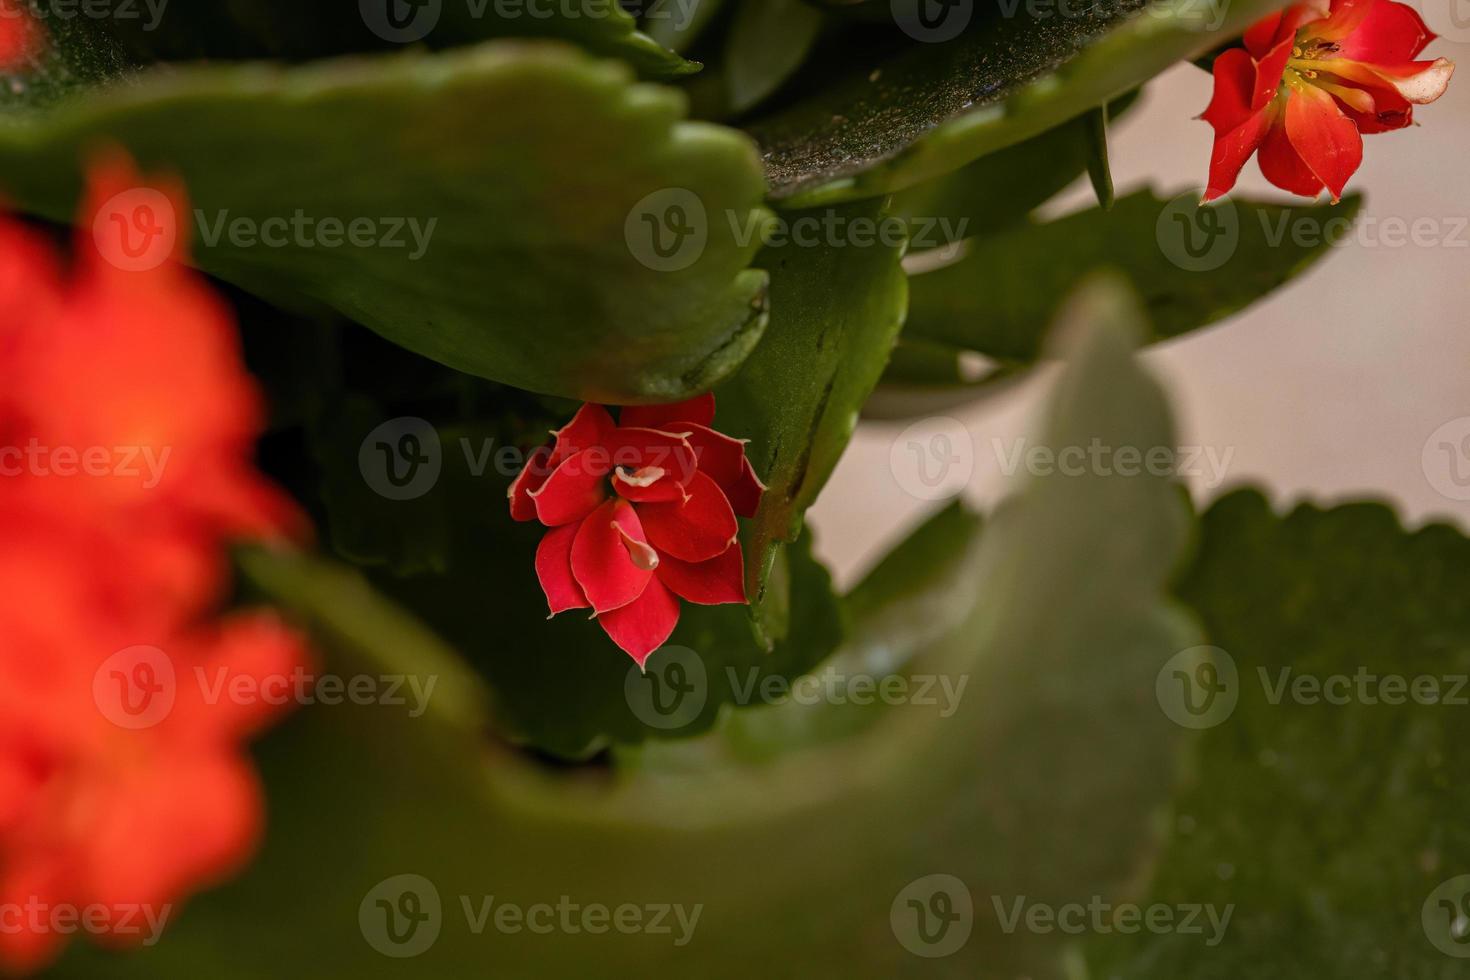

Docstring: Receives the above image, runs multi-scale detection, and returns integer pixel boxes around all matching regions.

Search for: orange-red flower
[1202,0,1454,202]
[0,0,43,73]
[0,156,309,972]
[509,395,764,666]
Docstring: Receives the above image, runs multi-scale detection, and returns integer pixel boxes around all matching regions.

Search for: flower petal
[535,523,589,616]
[548,404,615,467]
[1258,113,1328,196]
[637,471,739,563]
[1204,108,1274,202]
[1203,48,1259,134]
[618,393,716,431]
[612,465,687,504]
[528,449,610,527]
[507,444,554,522]
[598,577,680,667]
[570,498,654,613]
[1337,0,1435,62]
[656,545,746,605]
[1285,82,1364,201]
[607,426,698,486]
[1311,0,1374,43]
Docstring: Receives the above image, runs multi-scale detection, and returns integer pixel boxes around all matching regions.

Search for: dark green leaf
[714,197,908,617]
[0,42,773,402]
[1087,489,1470,978]
[748,0,1287,205]
[724,0,825,112]
[905,188,1362,363]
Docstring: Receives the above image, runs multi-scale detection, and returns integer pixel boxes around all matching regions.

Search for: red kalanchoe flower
[0,156,310,972]
[509,394,765,666]
[0,0,43,73]
[1202,0,1454,202]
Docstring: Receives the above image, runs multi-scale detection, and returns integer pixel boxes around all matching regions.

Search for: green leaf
[83,0,698,79]
[714,198,908,616]
[54,274,1200,980]
[644,0,729,52]
[0,42,773,403]
[724,0,825,112]
[1087,489,1470,978]
[1084,103,1115,210]
[748,0,1288,205]
[889,90,1140,249]
[904,188,1361,364]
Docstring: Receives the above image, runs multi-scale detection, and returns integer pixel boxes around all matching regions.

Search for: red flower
[509,394,764,666]
[1202,0,1454,202]
[0,0,43,73]
[0,156,309,972]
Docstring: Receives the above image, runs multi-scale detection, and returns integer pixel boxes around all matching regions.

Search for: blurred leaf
[748,0,1287,205]
[645,0,729,52]
[0,42,772,403]
[54,274,1200,980]
[724,0,824,112]
[905,189,1361,363]
[715,198,908,620]
[1087,489,1470,978]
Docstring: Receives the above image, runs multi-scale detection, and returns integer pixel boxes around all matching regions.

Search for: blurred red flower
[0,154,309,972]
[509,394,764,665]
[0,0,43,73]
[1202,0,1454,202]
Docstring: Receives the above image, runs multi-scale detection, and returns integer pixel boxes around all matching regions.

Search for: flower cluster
[509,395,764,665]
[0,156,309,971]
[1203,0,1454,202]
